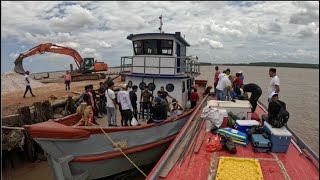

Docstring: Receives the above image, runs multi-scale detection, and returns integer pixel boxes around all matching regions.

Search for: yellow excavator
[14,43,108,81]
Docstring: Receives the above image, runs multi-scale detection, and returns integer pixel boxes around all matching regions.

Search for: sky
[1,1,319,73]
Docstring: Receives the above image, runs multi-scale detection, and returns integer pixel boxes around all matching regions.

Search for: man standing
[213,66,220,94]
[117,84,133,126]
[190,87,199,108]
[23,70,35,98]
[64,70,72,92]
[129,85,138,120]
[98,82,106,116]
[140,86,153,121]
[268,68,280,102]
[242,83,262,113]
[216,73,231,101]
[160,86,173,102]
[105,81,117,126]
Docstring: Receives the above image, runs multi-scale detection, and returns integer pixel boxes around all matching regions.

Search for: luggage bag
[251,134,271,153]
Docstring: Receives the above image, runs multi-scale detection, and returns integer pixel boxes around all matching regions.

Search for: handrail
[120,55,200,76]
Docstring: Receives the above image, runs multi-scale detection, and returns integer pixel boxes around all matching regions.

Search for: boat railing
[258,100,319,170]
[120,55,200,76]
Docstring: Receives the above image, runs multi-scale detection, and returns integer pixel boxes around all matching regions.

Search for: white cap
[269,91,278,98]
[239,70,243,74]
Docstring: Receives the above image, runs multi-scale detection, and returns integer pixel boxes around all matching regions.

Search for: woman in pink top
[64,71,72,92]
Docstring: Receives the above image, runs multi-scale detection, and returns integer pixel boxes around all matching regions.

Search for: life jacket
[206,135,223,152]
[215,128,248,146]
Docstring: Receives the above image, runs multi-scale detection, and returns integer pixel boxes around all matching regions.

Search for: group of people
[75,81,186,127]
[135,85,185,123]
[213,66,284,116]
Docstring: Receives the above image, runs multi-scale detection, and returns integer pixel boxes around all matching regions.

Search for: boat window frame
[182,81,186,93]
[132,39,173,56]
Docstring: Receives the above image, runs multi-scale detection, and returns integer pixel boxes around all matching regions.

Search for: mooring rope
[98,126,148,177]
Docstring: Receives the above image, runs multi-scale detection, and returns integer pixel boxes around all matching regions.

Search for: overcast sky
[1,1,319,73]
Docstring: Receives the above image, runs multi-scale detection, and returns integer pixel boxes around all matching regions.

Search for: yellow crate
[216,157,263,180]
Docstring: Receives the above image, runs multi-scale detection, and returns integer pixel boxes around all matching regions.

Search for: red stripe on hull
[72,135,176,162]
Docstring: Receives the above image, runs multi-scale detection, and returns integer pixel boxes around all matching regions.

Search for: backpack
[269,101,289,128]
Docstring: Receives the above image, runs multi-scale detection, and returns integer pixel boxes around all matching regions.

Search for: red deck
[147,97,319,180]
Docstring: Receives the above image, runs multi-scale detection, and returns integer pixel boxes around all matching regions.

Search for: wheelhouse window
[133,39,173,55]
[144,39,158,55]
[134,41,143,55]
[160,40,173,55]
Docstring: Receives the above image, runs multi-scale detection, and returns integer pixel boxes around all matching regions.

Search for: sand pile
[1,71,48,94]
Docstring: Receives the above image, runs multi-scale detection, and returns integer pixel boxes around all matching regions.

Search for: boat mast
[159,15,164,33]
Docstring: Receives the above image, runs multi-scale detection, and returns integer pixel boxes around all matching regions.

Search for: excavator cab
[80,58,95,73]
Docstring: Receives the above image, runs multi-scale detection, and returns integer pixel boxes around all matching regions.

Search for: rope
[98,126,147,177]
[2,126,25,130]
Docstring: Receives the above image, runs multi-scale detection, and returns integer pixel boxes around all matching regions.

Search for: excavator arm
[14,43,83,74]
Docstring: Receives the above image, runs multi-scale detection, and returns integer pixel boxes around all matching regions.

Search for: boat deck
[148,96,319,180]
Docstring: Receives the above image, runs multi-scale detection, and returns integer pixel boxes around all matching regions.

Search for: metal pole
[174,57,176,75]
[144,56,146,74]
[159,57,161,76]
[120,57,123,73]
[131,57,133,72]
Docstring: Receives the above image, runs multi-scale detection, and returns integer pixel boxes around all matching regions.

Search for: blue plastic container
[234,120,260,133]
[263,122,292,153]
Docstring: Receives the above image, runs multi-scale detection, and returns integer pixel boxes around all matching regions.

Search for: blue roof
[127,32,190,47]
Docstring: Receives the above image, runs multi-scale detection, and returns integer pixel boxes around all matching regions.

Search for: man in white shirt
[216,73,232,101]
[23,70,35,98]
[105,81,117,126]
[117,84,133,126]
[268,68,280,102]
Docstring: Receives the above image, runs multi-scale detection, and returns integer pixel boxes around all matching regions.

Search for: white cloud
[295,22,319,38]
[49,5,98,32]
[207,20,243,37]
[200,38,224,49]
[99,41,112,48]
[289,1,319,25]
[56,42,80,49]
[82,47,96,54]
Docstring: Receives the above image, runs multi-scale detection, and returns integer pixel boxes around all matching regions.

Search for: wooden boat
[24,30,205,180]
[147,96,319,180]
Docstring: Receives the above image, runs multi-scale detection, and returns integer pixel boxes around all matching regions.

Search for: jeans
[24,85,34,97]
[191,101,197,109]
[106,107,116,125]
[99,97,106,114]
[65,80,71,91]
[250,91,262,112]
[141,102,151,119]
[216,89,224,101]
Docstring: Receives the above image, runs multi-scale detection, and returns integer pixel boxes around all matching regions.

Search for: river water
[197,65,319,156]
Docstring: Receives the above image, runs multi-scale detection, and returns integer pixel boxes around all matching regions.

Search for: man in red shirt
[214,66,220,94]
[235,73,243,88]
[64,70,72,92]
[190,88,199,109]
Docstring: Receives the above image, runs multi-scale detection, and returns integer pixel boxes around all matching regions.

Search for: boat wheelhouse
[120,32,200,115]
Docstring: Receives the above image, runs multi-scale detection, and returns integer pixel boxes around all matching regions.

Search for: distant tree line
[199,62,319,69]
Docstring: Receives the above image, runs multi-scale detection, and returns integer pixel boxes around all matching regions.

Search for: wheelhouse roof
[127,32,190,47]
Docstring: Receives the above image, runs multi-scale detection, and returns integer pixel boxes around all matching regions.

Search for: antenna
[158,15,164,33]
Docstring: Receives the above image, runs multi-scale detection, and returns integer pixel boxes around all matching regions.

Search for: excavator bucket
[14,55,26,74]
